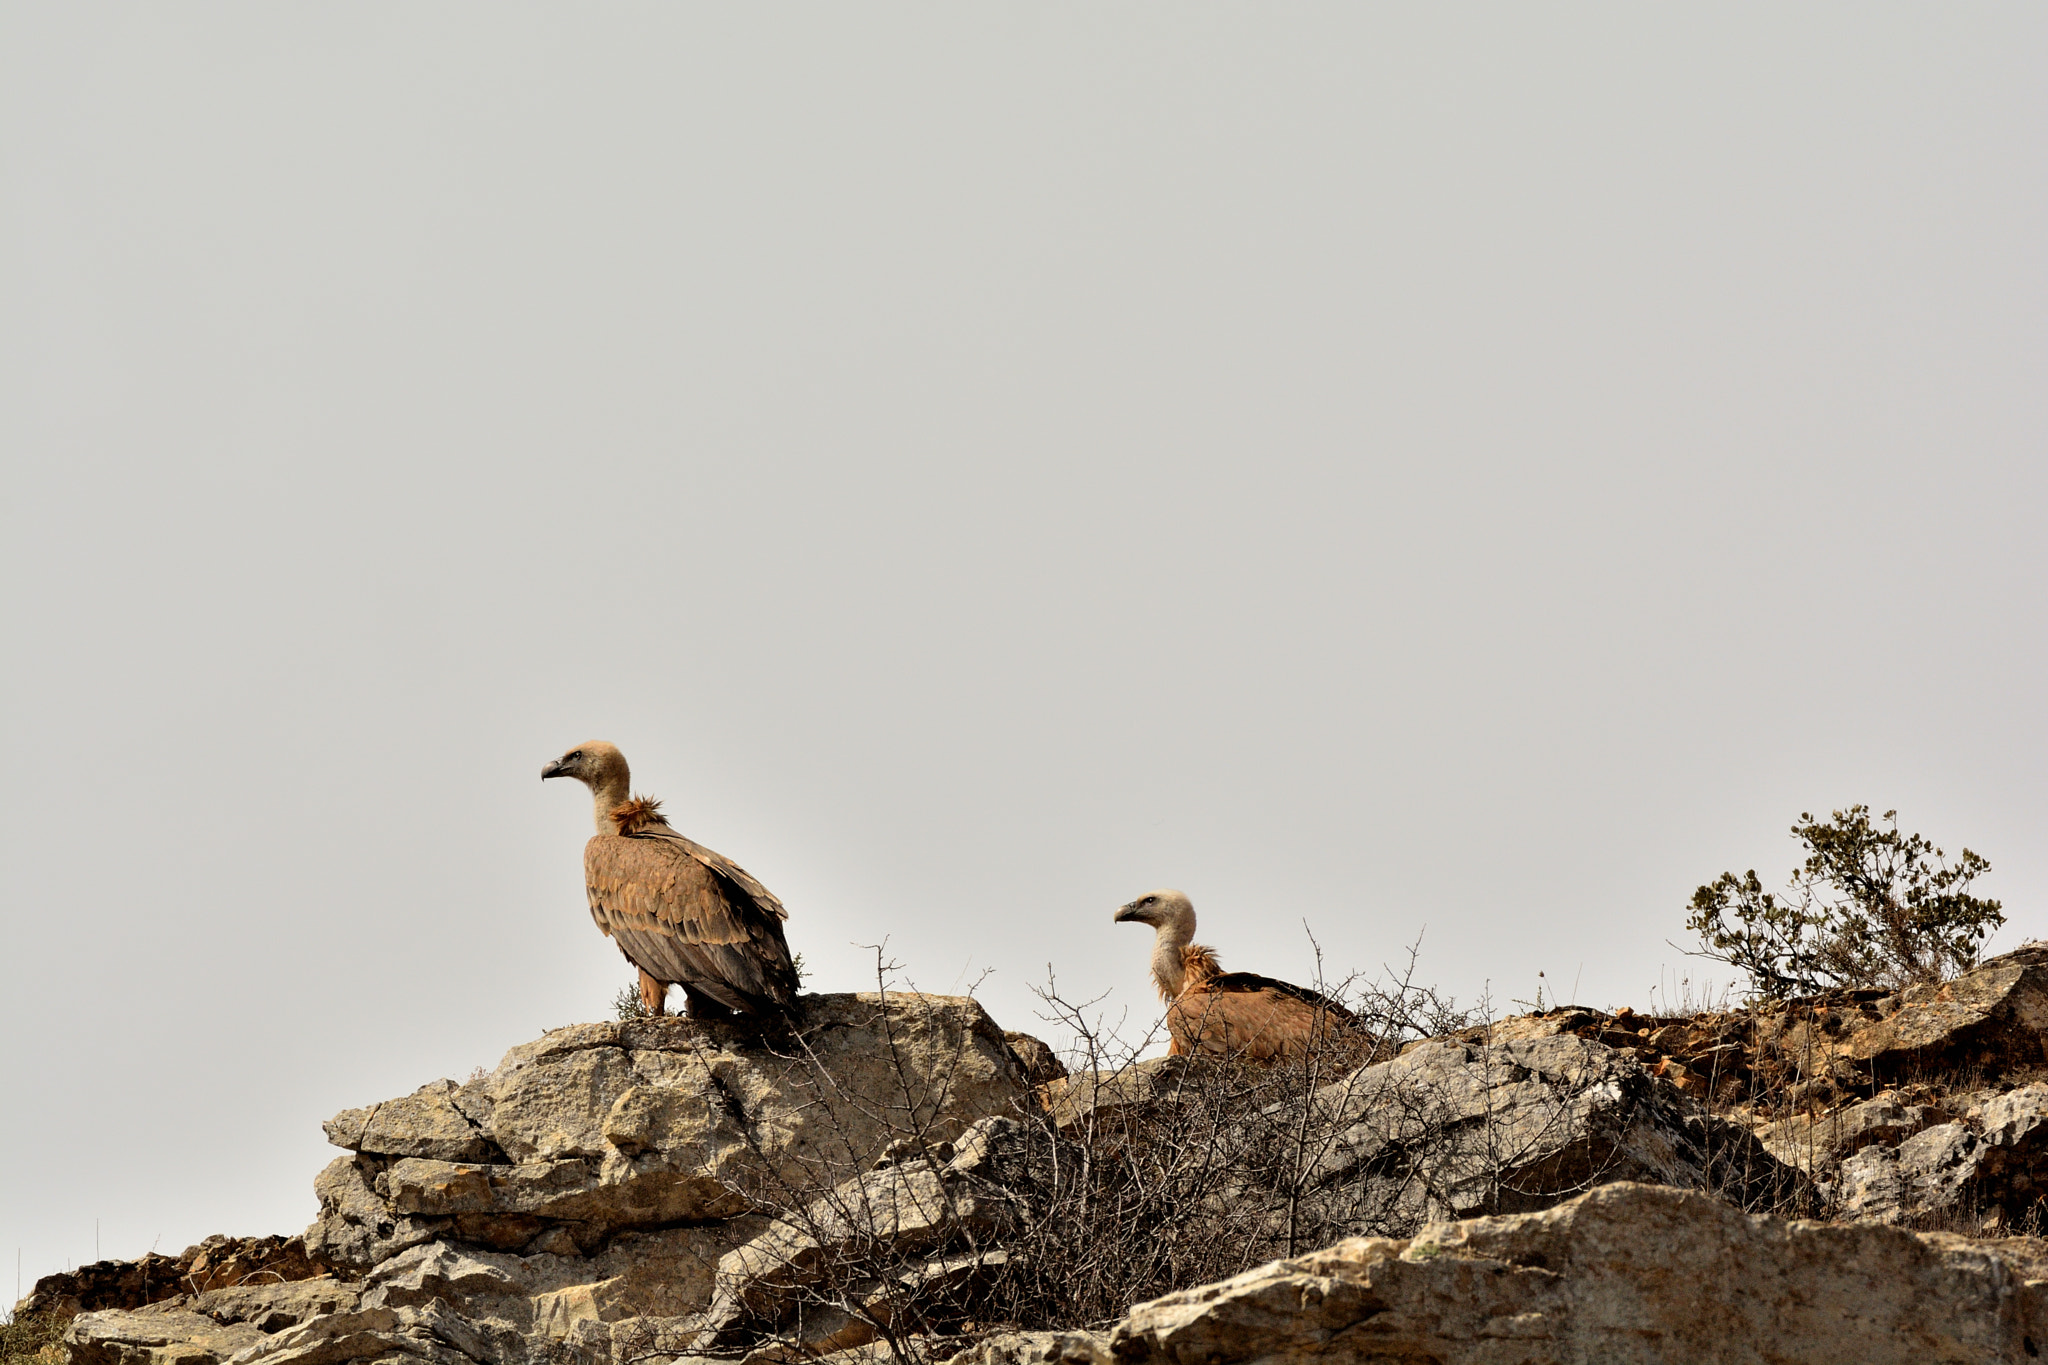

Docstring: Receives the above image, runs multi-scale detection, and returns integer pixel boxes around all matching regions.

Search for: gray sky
[4,4,2043,1295]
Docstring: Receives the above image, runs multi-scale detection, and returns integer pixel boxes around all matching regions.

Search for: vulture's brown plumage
[1114,889,1358,1061]
[543,741,798,1022]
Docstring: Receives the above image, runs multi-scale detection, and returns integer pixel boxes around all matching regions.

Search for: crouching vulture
[543,741,798,1023]
[1114,889,1360,1061]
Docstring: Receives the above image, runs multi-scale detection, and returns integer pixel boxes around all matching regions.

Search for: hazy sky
[4,4,2043,1297]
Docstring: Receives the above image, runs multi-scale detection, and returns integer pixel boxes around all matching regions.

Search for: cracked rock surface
[1834,1081,2048,1223]
[1097,1181,2048,1365]
[1294,1032,1802,1227]
[304,993,1031,1274]
[46,957,2048,1365]
[59,994,1033,1365]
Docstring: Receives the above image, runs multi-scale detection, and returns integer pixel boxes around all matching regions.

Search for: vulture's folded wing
[1167,972,1360,1060]
[582,834,797,1009]
[584,835,766,946]
[1203,971,1356,1021]
[630,826,789,922]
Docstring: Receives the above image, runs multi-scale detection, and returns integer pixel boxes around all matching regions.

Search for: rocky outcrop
[20,1238,321,1321]
[1460,944,2048,1113]
[1833,1081,2048,1225]
[1753,1087,1947,1172]
[46,958,2048,1365]
[305,993,1031,1275]
[55,994,1030,1365]
[64,1281,359,1365]
[1050,1028,1801,1236]
[1842,944,2048,1079]
[1092,1181,2048,1365]
[1295,1031,1800,1228]
[66,1307,269,1365]
[700,1117,1040,1353]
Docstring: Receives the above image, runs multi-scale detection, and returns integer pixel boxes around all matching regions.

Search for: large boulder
[1296,1032,1802,1230]
[1753,1088,1947,1174]
[66,995,1031,1365]
[700,1117,1040,1352]
[1840,944,2048,1080]
[305,993,1031,1275]
[63,1282,359,1365]
[65,1308,268,1365]
[1834,1081,2048,1225]
[22,1239,321,1322]
[1100,1181,2048,1365]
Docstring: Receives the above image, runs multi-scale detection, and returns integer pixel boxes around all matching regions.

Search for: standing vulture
[543,741,798,1022]
[1114,889,1358,1061]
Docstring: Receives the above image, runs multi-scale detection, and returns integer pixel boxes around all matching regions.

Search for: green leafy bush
[1686,805,2003,998]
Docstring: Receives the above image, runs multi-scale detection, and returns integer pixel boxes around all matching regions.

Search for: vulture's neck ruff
[608,797,673,837]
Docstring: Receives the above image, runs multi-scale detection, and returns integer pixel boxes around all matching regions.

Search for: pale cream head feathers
[1115,889,1202,1001]
[541,740,633,834]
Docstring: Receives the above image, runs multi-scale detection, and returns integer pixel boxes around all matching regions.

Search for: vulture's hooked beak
[1113,903,1140,923]
[541,757,572,781]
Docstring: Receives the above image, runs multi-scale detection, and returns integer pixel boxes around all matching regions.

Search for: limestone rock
[1754,1089,1943,1173]
[54,1280,357,1365]
[703,1117,1040,1350]
[1435,948,2048,1115]
[23,1240,320,1322]
[1300,1032,1800,1228]
[1840,944,2048,1078]
[186,1284,360,1336]
[66,1308,269,1365]
[321,1081,503,1165]
[1110,1181,2048,1365]
[357,1244,523,1311]
[300,1155,450,1274]
[346,1219,767,1347]
[1835,1080,2048,1223]
[306,994,1030,1274]
[219,1304,481,1365]
[941,1331,1111,1365]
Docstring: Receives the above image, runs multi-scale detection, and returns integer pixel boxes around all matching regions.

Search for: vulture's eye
[568,751,583,761]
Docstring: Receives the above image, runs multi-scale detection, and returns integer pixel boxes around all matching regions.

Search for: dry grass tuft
[0,1313,66,1365]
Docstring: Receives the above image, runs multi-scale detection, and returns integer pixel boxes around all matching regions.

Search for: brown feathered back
[601,796,789,923]
[1165,971,1359,1062]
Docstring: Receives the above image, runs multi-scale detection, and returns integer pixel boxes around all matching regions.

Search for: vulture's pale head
[542,740,630,791]
[545,741,635,833]
[1115,889,1195,935]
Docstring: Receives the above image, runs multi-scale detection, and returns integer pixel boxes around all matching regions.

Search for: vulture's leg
[680,985,737,1021]
[637,969,669,1017]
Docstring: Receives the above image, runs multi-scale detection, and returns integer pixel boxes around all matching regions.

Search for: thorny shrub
[667,942,1805,1364]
